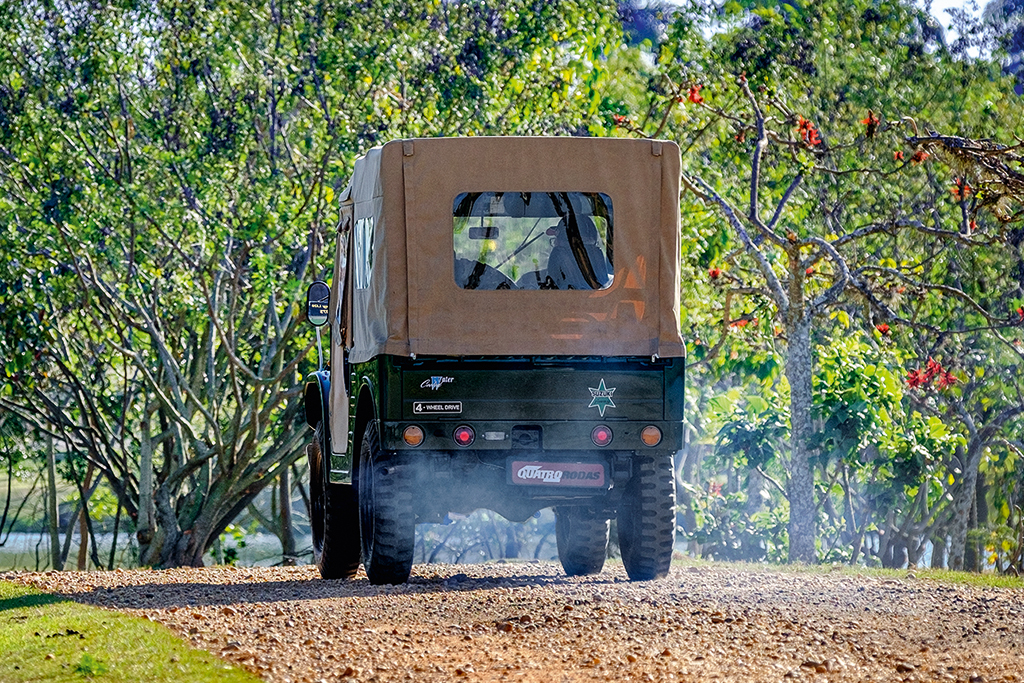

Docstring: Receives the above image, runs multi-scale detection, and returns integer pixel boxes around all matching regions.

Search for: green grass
[896,567,1024,590]
[670,555,1024,590]
[0,581,260,683]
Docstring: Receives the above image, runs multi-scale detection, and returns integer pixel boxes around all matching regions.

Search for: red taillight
[453,425,475,447]
[591,425,613,447]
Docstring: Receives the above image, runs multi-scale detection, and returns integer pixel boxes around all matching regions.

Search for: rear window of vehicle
[453,192,613,291]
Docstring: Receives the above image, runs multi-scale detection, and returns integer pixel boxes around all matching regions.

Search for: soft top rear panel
[343,137,683,363]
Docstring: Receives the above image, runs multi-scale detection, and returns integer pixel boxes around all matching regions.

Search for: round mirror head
[306,280,330,327]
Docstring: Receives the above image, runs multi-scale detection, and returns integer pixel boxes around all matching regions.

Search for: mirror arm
[315,326,324,372]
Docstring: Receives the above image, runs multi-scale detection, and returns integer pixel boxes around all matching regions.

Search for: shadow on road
[47,567,628,611]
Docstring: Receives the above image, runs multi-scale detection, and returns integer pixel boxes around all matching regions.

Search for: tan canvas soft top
[338,136,684,363]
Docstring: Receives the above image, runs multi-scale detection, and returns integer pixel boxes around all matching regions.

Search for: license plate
[508,460,606,487]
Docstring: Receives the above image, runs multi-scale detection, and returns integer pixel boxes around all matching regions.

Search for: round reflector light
[403,425,425,447]
[591,425,613,447]
[640,425,662,447]
[453,425,475,447]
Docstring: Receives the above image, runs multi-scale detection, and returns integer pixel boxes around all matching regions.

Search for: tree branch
[685,175,790,313]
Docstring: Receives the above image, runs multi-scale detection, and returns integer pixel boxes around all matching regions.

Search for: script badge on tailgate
[509,461,606,487]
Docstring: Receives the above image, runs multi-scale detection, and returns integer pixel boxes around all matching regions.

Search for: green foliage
[680,479,789,563]
[217,521,257,566]
[1,0,1021,573]
[638,0,1024,568]
[716,406,789,471]
[812,333,904,465]
[0,0,624,567]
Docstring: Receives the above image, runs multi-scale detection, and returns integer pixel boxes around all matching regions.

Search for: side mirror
[306,280,330,327]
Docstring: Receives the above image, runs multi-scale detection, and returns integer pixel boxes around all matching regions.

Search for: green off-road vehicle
[303,137,684,584]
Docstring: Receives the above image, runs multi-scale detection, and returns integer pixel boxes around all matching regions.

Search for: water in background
[0,531,314,571]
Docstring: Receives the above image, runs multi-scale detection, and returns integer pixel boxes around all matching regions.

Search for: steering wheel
[455,259,518,290]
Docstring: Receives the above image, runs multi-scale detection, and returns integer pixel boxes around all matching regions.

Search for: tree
[603,0,1024,562]
[0,0,622,566]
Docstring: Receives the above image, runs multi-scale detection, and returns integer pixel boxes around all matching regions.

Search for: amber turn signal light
[640,425,662,447]
[453,425,475,447]
[591,425,613,447]
[403,425,425,447]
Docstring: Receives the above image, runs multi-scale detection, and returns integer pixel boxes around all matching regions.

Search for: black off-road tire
[358,420,415,585]
[555,506,610,576]
[308,423,361,579]
[617,454,676,581]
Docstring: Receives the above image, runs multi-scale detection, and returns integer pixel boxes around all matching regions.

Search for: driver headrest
[552,216,599,244]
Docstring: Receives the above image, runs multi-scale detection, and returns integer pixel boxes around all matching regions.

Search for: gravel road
[5,562,1022,682]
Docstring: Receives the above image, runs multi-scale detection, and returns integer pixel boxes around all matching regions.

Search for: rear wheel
[555,506,610,576]
[358,420,415,585]
[308,422,361,579]
[617,455,675,581]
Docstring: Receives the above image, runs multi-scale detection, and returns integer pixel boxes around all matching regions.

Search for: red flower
[911,150,929,164]
[950,177,972,200]
[687,84,704,105]
[968,220,977,233]
[893,150,905,161]
[708,267,722,279]
[861,110,880,138]
[875,323,890,335]
[1016,306,1024,321]
[906,369,929,388]
[797,116,822,146]
[709,481,723,497]
[612,114,630,127]
[730,319,750,329]
[805,266,815,276]
[925,357,943,380]
[937,371,958,389]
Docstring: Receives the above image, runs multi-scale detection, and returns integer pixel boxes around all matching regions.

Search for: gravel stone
[3,562,1022,682]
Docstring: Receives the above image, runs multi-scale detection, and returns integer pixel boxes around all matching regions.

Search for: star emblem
[588,379,616,417]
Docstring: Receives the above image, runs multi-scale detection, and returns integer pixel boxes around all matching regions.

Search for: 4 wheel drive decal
[588,379,616,417]
[413,401,462,414]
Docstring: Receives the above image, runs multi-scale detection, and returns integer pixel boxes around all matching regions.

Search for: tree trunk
[948,440,983,570]
[970,475,987,573]
[785,315,816,563]
[964,485,980,572]
[137,416,156,563]
[679,443,704,556]
[504,525,522,559]
[59,498,83,570]
[745,467,765,516]
[107,497,122,570]
[279,468,296,566]
[45,436,62,571]
[76,463,95,571]
[931,535,947,569]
